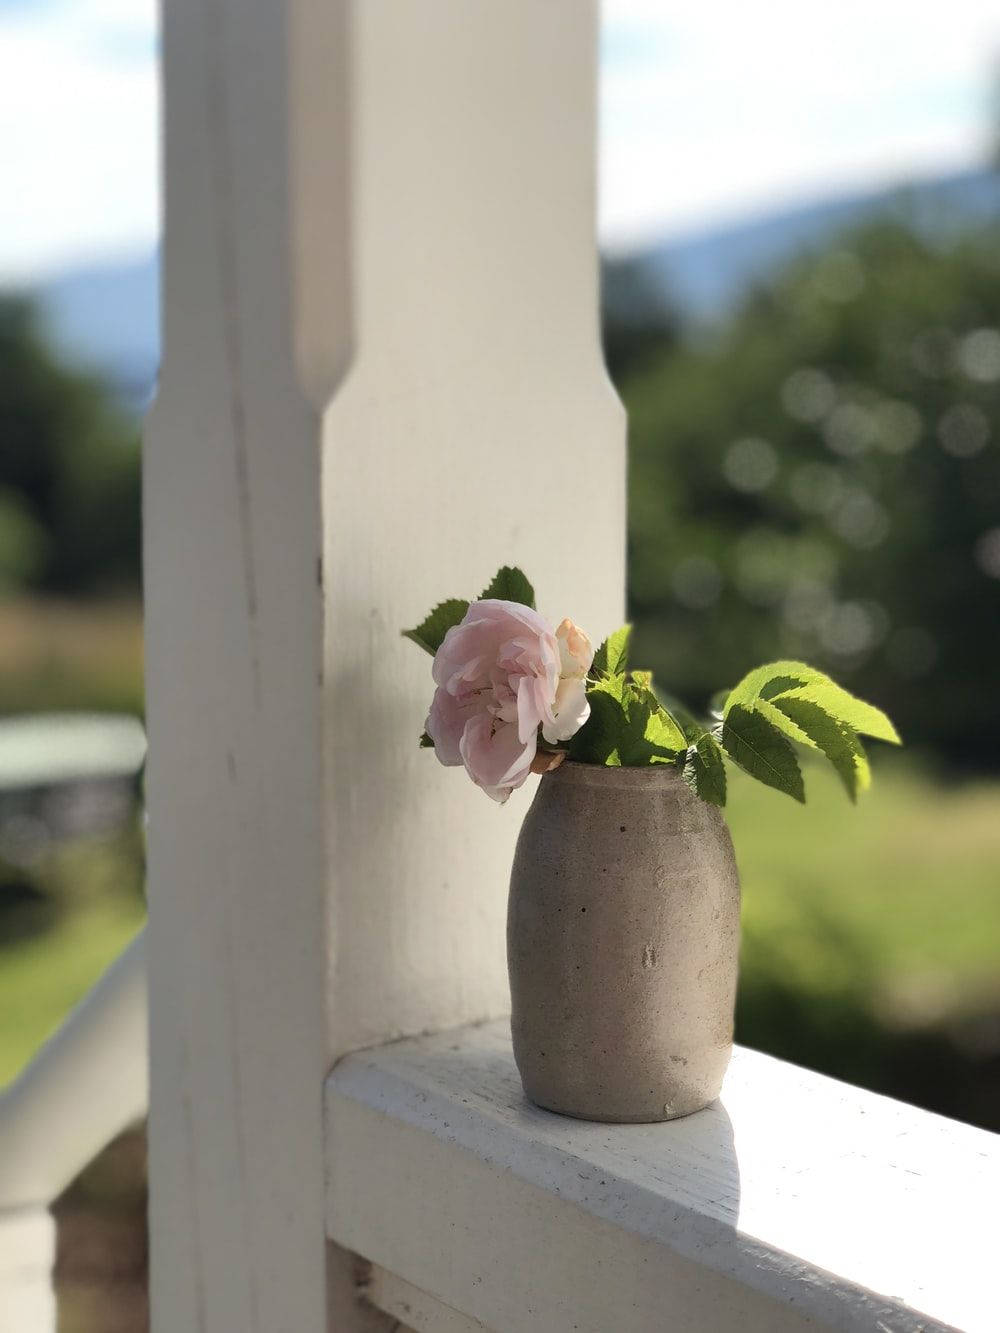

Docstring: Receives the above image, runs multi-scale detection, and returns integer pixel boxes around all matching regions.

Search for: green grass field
[0,829,145,1085]
[730,753,1000,1021]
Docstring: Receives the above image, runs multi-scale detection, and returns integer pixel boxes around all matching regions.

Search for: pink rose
[426,600,593,802]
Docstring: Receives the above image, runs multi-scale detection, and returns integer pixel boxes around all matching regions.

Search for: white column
[144,0,335,1325]
[145,1,622,1329]
[320,0,624,1057]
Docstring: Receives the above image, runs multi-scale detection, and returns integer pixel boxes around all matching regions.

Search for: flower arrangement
[405,565,900,806]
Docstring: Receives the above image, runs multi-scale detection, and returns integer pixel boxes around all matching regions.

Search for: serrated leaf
[402,598,469,656]
[682,732,727,806]
[592,624,631,676]
[721,704,804,802]
[638,692,686,754]
[418,731,434,749]
[618,685,685,765]
[725,659,900,747]
[842,726,871,793]
[723,660,821,716]
[568,680,684,767]
[758,674,813,702]
[629,669,653,689]
[755,697,816,748]
[758,696,870,802]
[657,690,708,743]
[567,686,627,764]
[478,566,535,608]
[769,681,900,745]
[589,672,626,703]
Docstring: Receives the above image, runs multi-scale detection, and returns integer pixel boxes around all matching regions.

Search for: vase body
[507,761,740,1122]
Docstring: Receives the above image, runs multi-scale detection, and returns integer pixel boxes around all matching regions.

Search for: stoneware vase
[507,761,740,1123]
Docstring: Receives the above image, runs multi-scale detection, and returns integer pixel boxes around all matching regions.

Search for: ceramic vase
[507,761,740,1122]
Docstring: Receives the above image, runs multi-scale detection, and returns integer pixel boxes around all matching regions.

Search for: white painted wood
[320,0,624,1058]
[146,0,620,1326]
[0,1208,55,1333]
[325,1246,408,1333]
[367,1267,485,1333]
[143,0,331,1325]
[326,1021,1000,1333]
[0,930,147,1211]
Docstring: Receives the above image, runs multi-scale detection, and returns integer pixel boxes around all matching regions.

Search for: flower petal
[426,687,478,765]
[542,677,591,744]
[459,712,536,803]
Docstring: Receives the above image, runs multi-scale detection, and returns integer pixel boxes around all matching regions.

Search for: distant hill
[33,253,159,412]
[636,165,1000,319]
[20,165,1000,408]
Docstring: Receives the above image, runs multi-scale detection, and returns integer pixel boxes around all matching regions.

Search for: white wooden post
[144,1,622,1329]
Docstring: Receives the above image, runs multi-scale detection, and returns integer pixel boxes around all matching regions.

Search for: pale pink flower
[551,618,593,743]
[426,600,593,802]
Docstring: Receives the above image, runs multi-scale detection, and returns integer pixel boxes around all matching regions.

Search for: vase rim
[543,759,688,788]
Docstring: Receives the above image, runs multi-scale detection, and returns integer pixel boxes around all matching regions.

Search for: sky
[2,0,1000,282]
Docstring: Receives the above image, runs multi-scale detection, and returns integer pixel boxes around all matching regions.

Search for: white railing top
[0,714,146,791]
[326,1019,1000,1333]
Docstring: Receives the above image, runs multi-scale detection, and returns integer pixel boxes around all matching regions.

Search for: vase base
[521,1087,718,1124]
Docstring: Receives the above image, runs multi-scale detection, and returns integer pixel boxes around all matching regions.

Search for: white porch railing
[0,931,147,1329]
[1,2,998,1331]
[0,931,147,1214]
[327,1022,1000,1333]
[4,951,998,1332]
[0,714,148,1328]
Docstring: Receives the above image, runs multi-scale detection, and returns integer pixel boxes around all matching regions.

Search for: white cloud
[600,0,1000,249]
[1,0,999,281]
[0,0,158,283]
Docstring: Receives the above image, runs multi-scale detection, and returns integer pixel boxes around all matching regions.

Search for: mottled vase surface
[507,761,740,1122]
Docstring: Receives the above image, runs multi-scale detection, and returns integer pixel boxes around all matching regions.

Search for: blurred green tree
[601,253,681,381]
[0,298,140,595]
[613,220,1000,766]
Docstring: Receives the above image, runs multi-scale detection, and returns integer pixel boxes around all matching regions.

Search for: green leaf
[769,681,901,745]
[478,566,535,608]
[723,659,821,716]
[656,690,709,743]
[568,680,685,767]
[629,669,653,690]
[721,704,805,802]
[682,732,727,806]
[637,691,686,754]
[567,686,627,764]
[754,697,816,748]
[590,671,627,702]
[402,598,469,656]
[724,659,900,746]
[617,685,685,766]
[758,697,870,802]
[418,731,434,749]
[592,624,631,676]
